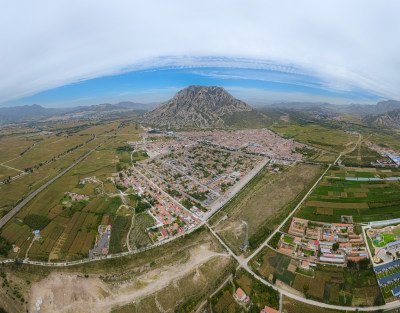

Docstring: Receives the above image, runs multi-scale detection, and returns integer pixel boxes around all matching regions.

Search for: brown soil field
[215,163,322,254]
[306,201,369,209]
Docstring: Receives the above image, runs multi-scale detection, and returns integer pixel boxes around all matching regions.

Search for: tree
[303,282,309,294]
[347,259,356,269]
[332,242,339,251]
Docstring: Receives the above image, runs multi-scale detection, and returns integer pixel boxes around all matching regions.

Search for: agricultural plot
[251,247,383,307]
[211,163,323,255]
[296,167,400,223]
[128,212,155,250]
[0,135,34,163]
[212,269,279,313]
[0,159,124,261]
[0,123,146,260]
[0,166,21,181]
[5,134,89,171]
[0,136,104,213]
[341,143,388,167]
[271,122,356,153]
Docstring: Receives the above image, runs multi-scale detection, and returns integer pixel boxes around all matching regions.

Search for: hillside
[370,109,400,129]
[143,85,253,129]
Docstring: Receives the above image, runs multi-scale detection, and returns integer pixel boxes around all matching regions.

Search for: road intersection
[1,151,398,311]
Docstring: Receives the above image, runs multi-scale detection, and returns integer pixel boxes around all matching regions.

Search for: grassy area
[211,163,323,255]
[131,150,149,163]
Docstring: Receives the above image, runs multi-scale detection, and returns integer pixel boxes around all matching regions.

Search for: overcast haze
[1,0,399,107]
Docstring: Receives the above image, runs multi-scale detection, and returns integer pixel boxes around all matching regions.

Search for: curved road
[1,151,399,311]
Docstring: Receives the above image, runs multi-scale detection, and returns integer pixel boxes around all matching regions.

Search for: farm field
[296,166,400,222]
[128,212,155,250]
[5,134,90,171]
[0,136,104,214]
[271,122,357,153]
[0,124,143,261]
[0,135,35,163]
[211,163,324,255]
[341,142,388,167]
[211,268,279,313]
[0,166,21,180]
[251,247,383,307]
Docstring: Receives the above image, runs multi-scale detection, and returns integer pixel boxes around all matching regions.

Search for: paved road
[0,140,104,229]
[2,151,400,311]
[245,162,332,263]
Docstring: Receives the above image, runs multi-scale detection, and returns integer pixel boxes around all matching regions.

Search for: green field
[296,167,400,223]
[341,143,388,167]
[271,121,357,153]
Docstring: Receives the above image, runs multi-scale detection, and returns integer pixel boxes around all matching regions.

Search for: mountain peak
[144,85,252,129]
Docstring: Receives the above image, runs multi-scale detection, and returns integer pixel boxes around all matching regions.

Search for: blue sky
[1,1,399,107]
[1,66,382,107]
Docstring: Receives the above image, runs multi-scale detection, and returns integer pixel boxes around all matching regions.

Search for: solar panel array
[378,271,400,286]
[374,259,400,273]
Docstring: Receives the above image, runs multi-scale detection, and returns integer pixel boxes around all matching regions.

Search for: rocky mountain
[144,85,253,128]
[370,109,400,129]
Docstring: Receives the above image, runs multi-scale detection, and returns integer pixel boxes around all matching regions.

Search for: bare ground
[29,243,230,313]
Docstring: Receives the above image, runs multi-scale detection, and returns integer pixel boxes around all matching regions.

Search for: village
[178,128,309,161]
[275,216,367,266]
[110,166,201,243]
[110,130,276,243]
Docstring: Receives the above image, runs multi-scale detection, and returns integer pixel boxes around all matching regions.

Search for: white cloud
[0,0,399,104]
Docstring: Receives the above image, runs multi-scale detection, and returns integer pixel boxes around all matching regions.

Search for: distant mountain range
[260,99,400,115]
[144,85,252,128]
[367,108,400,129]
[2,93,400,130]
[0,101,156,124]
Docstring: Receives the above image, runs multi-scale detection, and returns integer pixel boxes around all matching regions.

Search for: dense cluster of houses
[179,129,310,161]
[365,141,400,167]
[110,167,200,243]
[276,217,367,264]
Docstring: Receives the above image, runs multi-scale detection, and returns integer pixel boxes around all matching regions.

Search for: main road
[2,150,399,311]
[0,139,105,229]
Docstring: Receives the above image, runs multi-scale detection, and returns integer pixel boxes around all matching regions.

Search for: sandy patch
[29,243,230,313]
